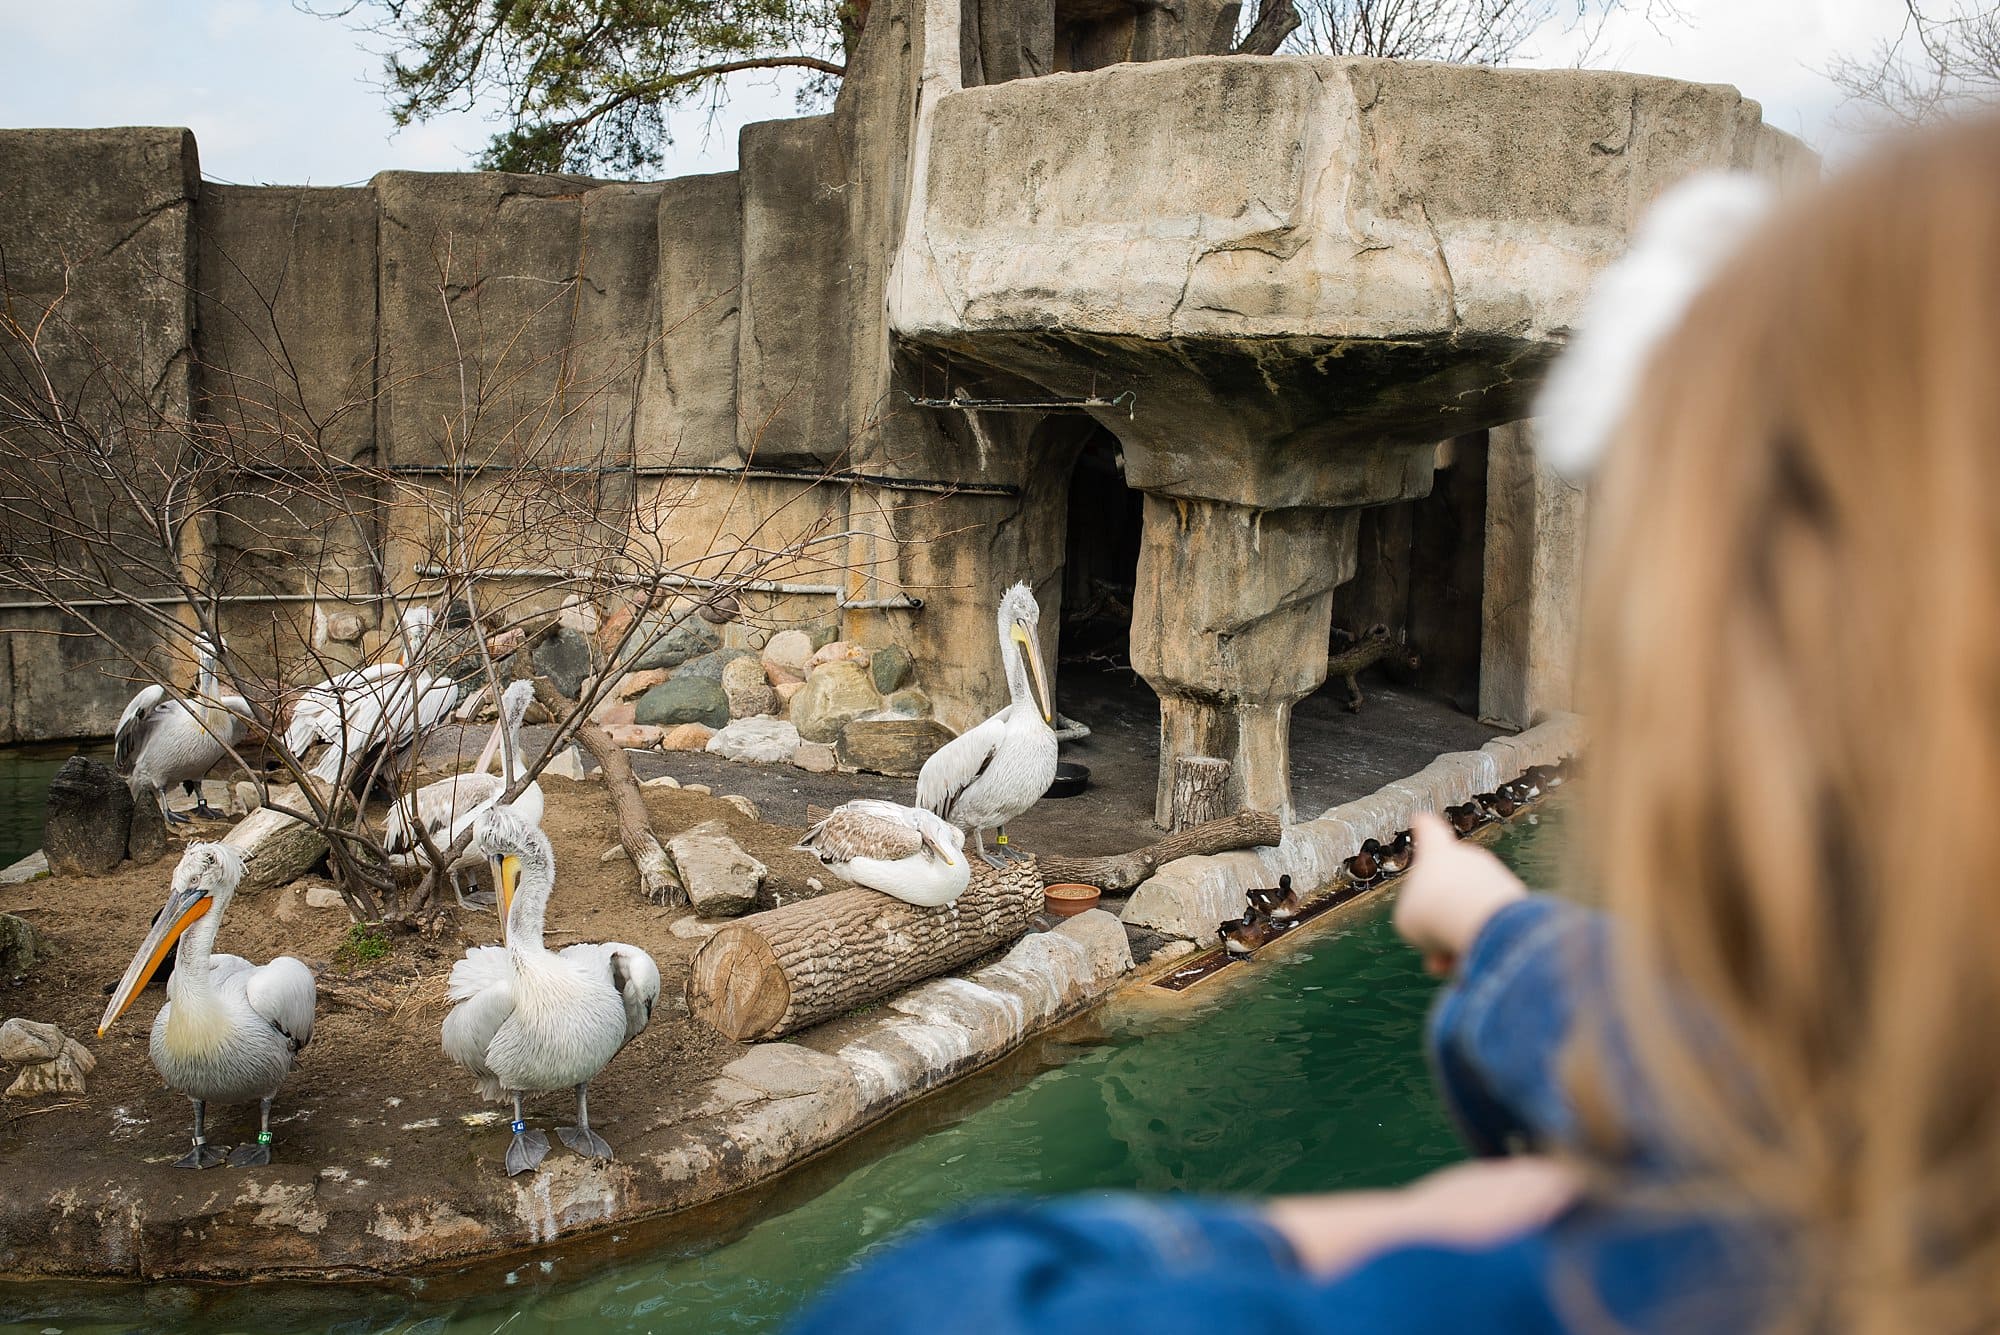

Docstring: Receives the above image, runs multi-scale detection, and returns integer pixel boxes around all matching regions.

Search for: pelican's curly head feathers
[172,841,245,901]
[997,581,1041,629]
[469,805,545,862]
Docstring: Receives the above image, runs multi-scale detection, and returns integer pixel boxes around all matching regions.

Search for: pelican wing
[915,711,1009,821]
[244,955,317,1054]
[798,800,926,864]
[385,772,505,854]
[113,685,168,773]
[561,942,660,1046]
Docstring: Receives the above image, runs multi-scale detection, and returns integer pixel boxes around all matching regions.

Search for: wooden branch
[687,860,1043,1042]
[1035,810,1282,893]
[527,675,684,908]
[1170,756,1232,832]
[222,782,332,893]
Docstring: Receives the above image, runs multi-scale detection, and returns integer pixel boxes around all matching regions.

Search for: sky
[0,0,1913,185]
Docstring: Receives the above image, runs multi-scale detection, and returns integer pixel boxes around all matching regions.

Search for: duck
[1446,803,1485,837]
[98,843,316,1168]
[441,807,660,1176]
[1245,874,1301,921]
[1346,838,1384,885]
[383,680,544,905]
[1377,831,1413,877]
[1221,908,1290,956]
[114,635,251,825]
[1530,763,1567,791]
[916,582,1058,868]
[1480,790,1519,820]
[795,799,969,907]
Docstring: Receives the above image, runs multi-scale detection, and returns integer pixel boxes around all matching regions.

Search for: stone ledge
[1121,713,1584,941]
[0,910,1131,1281]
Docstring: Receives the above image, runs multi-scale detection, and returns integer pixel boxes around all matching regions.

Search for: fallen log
[1169,756,1232,832]
[223,782,332,893]
[1034,809,1282,894]
[687,859,1043,1042]
[527,676,684,909]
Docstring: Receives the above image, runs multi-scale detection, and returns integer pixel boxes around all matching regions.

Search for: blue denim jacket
[791,897,1778,1335]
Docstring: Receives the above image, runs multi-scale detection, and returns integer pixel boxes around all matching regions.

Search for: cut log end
[687,928,788,1040]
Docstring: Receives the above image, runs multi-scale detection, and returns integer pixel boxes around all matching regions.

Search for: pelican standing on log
[796,799,969,907]
[115,636,250,824]
[441,808,660,1175]
[286,606,457,793]
[99,843,316,1168]
[383,680,544,904]
[917,582,1057,868]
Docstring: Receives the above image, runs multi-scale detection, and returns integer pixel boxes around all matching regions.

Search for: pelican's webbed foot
[557,1125,613,1160]
[175,1141,228,1169]
[228,1139,271,1167]
[506,1126,550,1176]
[558,1082,613,1161]
[164,808,195,827]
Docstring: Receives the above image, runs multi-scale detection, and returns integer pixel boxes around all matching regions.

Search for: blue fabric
[791,895,1780,1335]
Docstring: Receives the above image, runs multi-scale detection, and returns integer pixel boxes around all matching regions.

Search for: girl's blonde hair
[1577,112,2000,1332]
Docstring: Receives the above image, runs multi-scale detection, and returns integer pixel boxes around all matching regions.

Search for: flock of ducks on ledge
[1220,763,1566,958]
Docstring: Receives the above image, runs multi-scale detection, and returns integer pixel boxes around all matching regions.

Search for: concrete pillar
[1131,496,1359,825]
[1479,420,1586,729]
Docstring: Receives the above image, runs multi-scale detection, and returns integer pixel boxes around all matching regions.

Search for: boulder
[630,616,721,672]
[760,629,814,685]
[642,774,682,788]
[543,747,590,780]
[791,662,881,743]
[707,717,801,765]
[870,644,914,694]
[674,648,756,682]
[721,795,761,820]
[721,655,779,718]
[0,914,42,976]
[659,722,717,751]
[601,723,666,751]
[635,677,730,730]
[0,1018,95,1099]
[836,719,956,778]
[43,756,133,877]
[882,688,934,718]
[557,595,600,635]
[666,820,767,919]
[302,883,346,910]
[775,680,806,709]
[234,780,263,813]
[589,697,638,728]
[791,742,838,773]
[805,621,841,650]
[612,667,669,699]
[807,640,870,672]
[325,611,366,644]
[126,795,168,866]
[668,915,721,941]
[531,627,595,702]
[485,626,527,659]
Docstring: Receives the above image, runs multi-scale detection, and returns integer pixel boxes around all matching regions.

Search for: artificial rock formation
[42,757,134,878]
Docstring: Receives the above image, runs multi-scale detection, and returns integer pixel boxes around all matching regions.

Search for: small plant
[335,923,393,970]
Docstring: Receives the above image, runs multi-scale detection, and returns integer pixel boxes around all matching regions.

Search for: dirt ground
[0,778,846,1218]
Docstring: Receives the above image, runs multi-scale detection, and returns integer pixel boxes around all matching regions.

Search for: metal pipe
[411,564,924,610]
[0,591,385,613]
[241,461,1020,498]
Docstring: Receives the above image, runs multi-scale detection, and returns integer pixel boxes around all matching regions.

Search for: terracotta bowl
[1043,882,1102,917]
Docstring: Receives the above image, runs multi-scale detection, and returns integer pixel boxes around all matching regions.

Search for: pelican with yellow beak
[916,581,1058,868]
[99,843,316,1169]
[441,807,660,1176]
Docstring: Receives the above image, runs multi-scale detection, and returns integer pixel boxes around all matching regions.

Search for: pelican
[916,582,1058,868]
[796,799,969,907]
[115,636,250,824]
[286,606,458,793]
[99,843,315,1168]
[441,807,660,1176]
[383,680,544,904]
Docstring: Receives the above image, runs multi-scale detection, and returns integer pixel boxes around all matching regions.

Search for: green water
[0,742,112,869]
[0,804,1567,1335]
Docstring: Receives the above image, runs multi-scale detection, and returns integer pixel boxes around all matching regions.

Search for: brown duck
[1246,875,1301,921]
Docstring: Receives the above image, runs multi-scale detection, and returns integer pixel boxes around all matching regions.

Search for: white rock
[669,915,722,941]
[666,820,768,919]
[642,774,682,788]
[721,794,760,820]
[706,717,802,765]
[600,844,631,864]
[304,885,346,910]
[543,747,589,781]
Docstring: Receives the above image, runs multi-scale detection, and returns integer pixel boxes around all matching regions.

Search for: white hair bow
[1533,172,1779,480]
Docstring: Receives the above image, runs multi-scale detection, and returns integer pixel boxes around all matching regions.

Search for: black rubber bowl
[1044,761,1091,799]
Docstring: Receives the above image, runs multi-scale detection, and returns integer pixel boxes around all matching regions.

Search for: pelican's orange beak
[99,894,211,1035]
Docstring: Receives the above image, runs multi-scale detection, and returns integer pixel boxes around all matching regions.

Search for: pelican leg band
[511,1120,528,1134]
[996,832,1009,845]
[257,1131,273,1145]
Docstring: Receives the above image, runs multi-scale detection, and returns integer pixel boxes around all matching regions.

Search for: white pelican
[114,636,250,824]
[441,807,660,1176]
[99,843,316,1168]
[916,582,1058,868]
[286,606,458,793]
[383,679,544,904]
[796,799,969,907]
